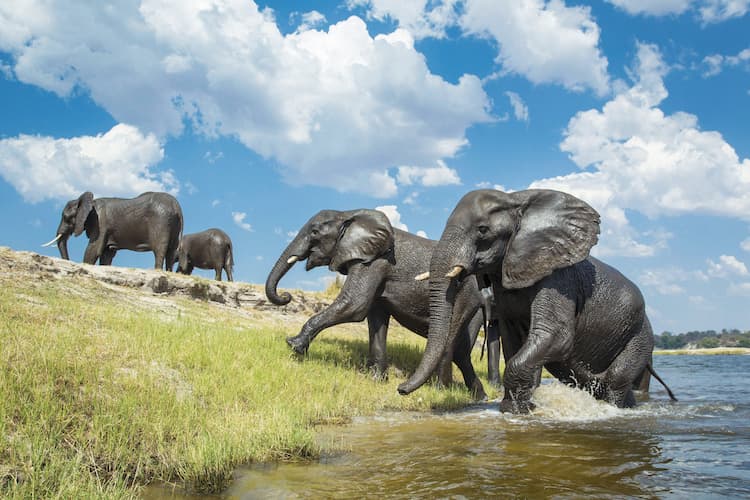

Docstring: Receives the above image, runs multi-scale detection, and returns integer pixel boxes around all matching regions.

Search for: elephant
[265,208,501,399]
[397,189,676,413]
[42,191,183,271]
[175,228,234,281]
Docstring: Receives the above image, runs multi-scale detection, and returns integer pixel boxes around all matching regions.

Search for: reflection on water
[146,356,750,499]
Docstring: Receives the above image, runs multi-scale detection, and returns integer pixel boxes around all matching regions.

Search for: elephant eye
[477,225,490,235]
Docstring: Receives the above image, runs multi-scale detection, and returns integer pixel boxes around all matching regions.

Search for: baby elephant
[175,228,234,281]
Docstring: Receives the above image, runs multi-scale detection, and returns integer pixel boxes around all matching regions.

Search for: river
[149,355,750,498]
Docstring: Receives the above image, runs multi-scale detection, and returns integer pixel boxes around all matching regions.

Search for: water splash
[529,381,623,421]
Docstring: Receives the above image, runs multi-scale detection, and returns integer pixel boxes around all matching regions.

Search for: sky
[0,0,748,334]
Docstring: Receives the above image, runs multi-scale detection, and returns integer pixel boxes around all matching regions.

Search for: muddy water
[148,355,750,498]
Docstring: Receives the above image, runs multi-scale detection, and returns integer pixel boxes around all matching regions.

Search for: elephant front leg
[486,319,502,387]
[83,239,105,265]
[366,305,390,381]
[287,262,384,355]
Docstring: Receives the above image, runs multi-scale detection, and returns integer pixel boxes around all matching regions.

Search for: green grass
[0,271,496,498]
[655,347,750,355]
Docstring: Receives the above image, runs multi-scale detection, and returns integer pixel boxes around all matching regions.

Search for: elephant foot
[471,383,488,402]
[499,397,535,414]
[286,335,310,355]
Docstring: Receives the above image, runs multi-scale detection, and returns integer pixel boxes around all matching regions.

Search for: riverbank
[655,347,750,355]
[0,248,491,498]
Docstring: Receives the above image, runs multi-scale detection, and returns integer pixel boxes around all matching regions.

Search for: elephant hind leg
[600,329,652,408]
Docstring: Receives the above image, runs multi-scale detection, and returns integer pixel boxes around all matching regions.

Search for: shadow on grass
[300,336,425,376]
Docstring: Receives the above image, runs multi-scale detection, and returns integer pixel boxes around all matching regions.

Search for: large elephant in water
[398,189,675,413]
[265,208,500,398]
[43,191,183,271]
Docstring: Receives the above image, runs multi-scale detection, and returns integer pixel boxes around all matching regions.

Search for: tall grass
[0,273,495,497]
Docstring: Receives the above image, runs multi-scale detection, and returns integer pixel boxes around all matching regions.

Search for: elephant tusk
[41,234,62,247]
[445,265,464,279]
[287,255,299,264]
[414,272,430,281]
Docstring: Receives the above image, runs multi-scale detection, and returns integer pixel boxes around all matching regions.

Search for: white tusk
[444,265,464,278]
[414,272,430,281]
[287,255,299,264]
[41,234,62,247]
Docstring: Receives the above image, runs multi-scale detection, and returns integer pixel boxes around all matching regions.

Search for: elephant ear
[74,192,94,237]
[501,189,600,289]
[329,209,394,274]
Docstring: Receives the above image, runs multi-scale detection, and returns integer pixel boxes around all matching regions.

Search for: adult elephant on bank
[42,191,183,271]
[265,208,500,399]
[176,228,234,281]
[398,189,675,413]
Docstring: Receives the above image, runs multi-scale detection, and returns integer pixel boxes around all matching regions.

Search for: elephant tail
[647,363,678,401]
[226,242,234,273]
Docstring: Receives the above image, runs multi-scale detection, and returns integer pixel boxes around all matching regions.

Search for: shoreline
[655,347,750,355]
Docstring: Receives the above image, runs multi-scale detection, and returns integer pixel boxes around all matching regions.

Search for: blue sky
[0,0,748,334]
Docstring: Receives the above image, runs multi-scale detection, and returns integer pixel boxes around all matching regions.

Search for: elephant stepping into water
[265,208,501,399]
[397,189,676,413]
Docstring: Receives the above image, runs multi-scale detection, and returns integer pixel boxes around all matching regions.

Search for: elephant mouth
[306,250,330,270]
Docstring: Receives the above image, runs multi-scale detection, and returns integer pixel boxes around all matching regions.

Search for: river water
[151,355,750,498]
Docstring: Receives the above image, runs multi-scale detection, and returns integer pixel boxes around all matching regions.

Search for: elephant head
[42,191,95,260]
[398,189,600,395]
[265,209,395,305]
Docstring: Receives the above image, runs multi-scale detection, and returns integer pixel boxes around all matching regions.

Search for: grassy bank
[0,271,495,498]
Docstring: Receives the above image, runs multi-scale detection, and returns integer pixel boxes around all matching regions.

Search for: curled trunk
[265,230,309,306]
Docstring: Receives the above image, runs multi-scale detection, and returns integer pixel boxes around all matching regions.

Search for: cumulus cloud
[0,1,491,199]
[461,0,610,96]
[701,47,750,77]
[294,10,327,32]
[347,0,460,39]
[396,161,461,187]
[531,42,750,257]
[0,124,176,203]
[741,237,750,252]
[706,255,749,278]
[232,212,253,232]
[605,0,692,16]
[376,204,409,231]
[606,0,749,22]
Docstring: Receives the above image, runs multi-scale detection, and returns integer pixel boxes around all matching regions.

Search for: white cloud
[295,10,327,32]
[605,0,692,16]
[707,255,749,278]
[416,229,428,238]
[702,47,750,77]
[0,124,176,203]
[505,91,529,122]
[607,0,749,22]
[347,0,460,39]
[461,0,610,96]
[741,237,750,252]
[375,204,409,231]
[211,199,221,207]
[699,0,750,22]
[232,211,253,232]
[728,282,750,296]
[638,268,688,295]
[532,42,750,257]
[403,191,419,205]
[396,161,461,187]
[203,151,224,164]
[0,2,491,199]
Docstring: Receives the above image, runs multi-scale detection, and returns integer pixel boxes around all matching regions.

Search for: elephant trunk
[57,234,70,261]
[399,229,468,395]
[265,230,309,306]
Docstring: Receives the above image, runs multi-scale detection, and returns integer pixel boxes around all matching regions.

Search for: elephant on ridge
[175,228,234,281]
[43,191,183,271]
[398,189,676,413]
[265,208,501,399]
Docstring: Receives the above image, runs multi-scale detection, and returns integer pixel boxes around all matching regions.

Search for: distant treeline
[656,329,750,349]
